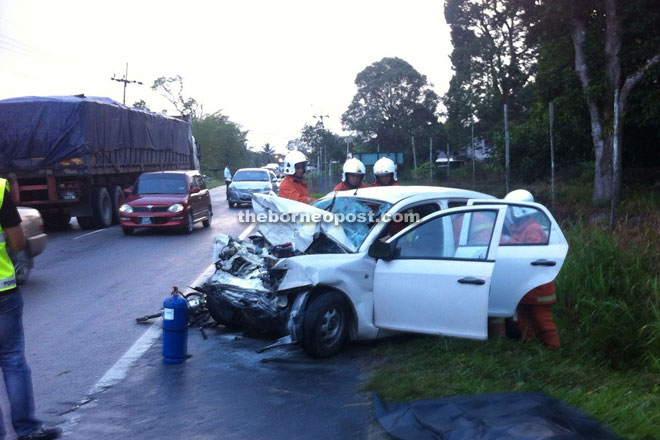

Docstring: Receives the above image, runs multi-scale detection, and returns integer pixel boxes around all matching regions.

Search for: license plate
[140,217,152,225]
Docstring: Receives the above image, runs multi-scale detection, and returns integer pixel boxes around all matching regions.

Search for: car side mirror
[191,187,200,194]
[368,240,395,261]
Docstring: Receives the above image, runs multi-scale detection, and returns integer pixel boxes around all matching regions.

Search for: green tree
[261,143,275,162]
[192,112,250,175]
[444,0,536,154]
[152,75,201,119]
[342,57,440,153]
[131,99,150,111]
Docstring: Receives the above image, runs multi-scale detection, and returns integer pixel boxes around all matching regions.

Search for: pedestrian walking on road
[0,177,61,440]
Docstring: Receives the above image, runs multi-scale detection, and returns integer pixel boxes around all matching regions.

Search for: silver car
[226,168,278,208]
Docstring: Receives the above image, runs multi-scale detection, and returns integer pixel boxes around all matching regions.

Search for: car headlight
[168,203,184,213]
[119,204,133,214]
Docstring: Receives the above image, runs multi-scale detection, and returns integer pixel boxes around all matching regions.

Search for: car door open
[468,200,569,317]
[372,205,506,339]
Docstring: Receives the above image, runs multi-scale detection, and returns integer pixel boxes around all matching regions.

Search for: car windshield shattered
[312,196,392,249]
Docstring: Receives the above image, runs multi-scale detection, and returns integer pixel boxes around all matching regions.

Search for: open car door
[372,205,506,339]
[468,200,569,317]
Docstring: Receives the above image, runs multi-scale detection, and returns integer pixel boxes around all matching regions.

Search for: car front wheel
[302,291,349,358]
[183,211,194,234]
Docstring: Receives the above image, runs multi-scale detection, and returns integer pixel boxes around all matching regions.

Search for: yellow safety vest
[0,178,17,292]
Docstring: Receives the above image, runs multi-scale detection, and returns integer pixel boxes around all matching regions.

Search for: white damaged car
[203,186,568,358]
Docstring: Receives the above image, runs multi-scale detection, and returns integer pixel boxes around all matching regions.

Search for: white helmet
[504,189,534,203]
[373,157,397,181]
[283,151,308,175]
[341,158,366,182]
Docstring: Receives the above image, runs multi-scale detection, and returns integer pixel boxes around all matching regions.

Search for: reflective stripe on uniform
[536,294,557,303]
[1,276,17,289]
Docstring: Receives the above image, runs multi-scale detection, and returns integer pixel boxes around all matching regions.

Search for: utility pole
[313,113,329,175]
[549,101,556,212]
[429,137,433,183]
[111,63,143,105]
[471,120,476,190]
[504,104,510,194]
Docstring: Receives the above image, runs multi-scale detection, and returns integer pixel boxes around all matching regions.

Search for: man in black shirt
[0,182,61,440]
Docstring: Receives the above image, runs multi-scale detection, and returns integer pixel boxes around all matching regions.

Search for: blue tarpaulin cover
[0,95,192,171]
[374,392,621,440]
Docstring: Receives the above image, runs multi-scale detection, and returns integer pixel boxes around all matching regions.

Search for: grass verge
[364,335,660,439]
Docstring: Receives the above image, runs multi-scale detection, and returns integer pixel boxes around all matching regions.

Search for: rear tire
[109,186,125,225]
[302,291,349,358]
[92,187,112,228]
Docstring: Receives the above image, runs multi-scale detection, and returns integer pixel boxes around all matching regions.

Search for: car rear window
[234,171,269,182]
[135,174,188,194]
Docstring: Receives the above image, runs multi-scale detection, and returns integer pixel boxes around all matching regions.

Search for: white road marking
[238,223,256,240]
[65,221,254,430]
[73,229,108,240]
[88,323,161,395]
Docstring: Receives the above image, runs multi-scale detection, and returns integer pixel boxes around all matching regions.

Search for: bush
[556,220,660,371]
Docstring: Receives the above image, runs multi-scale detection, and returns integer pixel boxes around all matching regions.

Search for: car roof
[316,185,495,205]
[236,168,270,172]
[140,170,198,177]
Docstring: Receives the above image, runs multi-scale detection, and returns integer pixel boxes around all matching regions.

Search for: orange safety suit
[279,175,315,204]
[371,180,399,187]
[508,217,561,350]
[332,181,367,192]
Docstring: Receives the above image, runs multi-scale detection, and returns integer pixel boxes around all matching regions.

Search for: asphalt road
[1,186,385,439]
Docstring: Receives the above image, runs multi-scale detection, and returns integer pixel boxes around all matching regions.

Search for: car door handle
[531,259,556,266]
[458,277,486,285]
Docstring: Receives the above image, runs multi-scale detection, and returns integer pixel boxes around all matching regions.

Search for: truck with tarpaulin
[0,95,200,229]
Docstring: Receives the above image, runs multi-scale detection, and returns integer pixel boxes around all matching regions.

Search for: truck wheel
[77,216,95,230]
[301,291,349,358]
[92,187,112,228]
[109,186,125,225]
[202,205,212,228]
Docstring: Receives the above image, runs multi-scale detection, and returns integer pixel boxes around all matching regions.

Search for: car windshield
[135,174,187,194]
[312,197,392,249]
[234,171,269,182]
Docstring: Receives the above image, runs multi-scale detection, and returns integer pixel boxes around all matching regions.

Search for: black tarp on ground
[374,392,622,440]
[0,95,192,171]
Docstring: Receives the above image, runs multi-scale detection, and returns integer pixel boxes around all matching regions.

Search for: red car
[119,171,212,235]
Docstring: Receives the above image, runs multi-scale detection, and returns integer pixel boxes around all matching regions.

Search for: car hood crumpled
[251,193,356,253]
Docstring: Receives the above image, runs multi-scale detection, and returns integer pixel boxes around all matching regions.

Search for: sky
[0,0,453,153]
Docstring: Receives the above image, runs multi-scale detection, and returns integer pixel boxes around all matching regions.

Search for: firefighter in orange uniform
[371,157,399,187]
[278,151,315,204]
[505,190,561,350]
[332,158,368,192]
